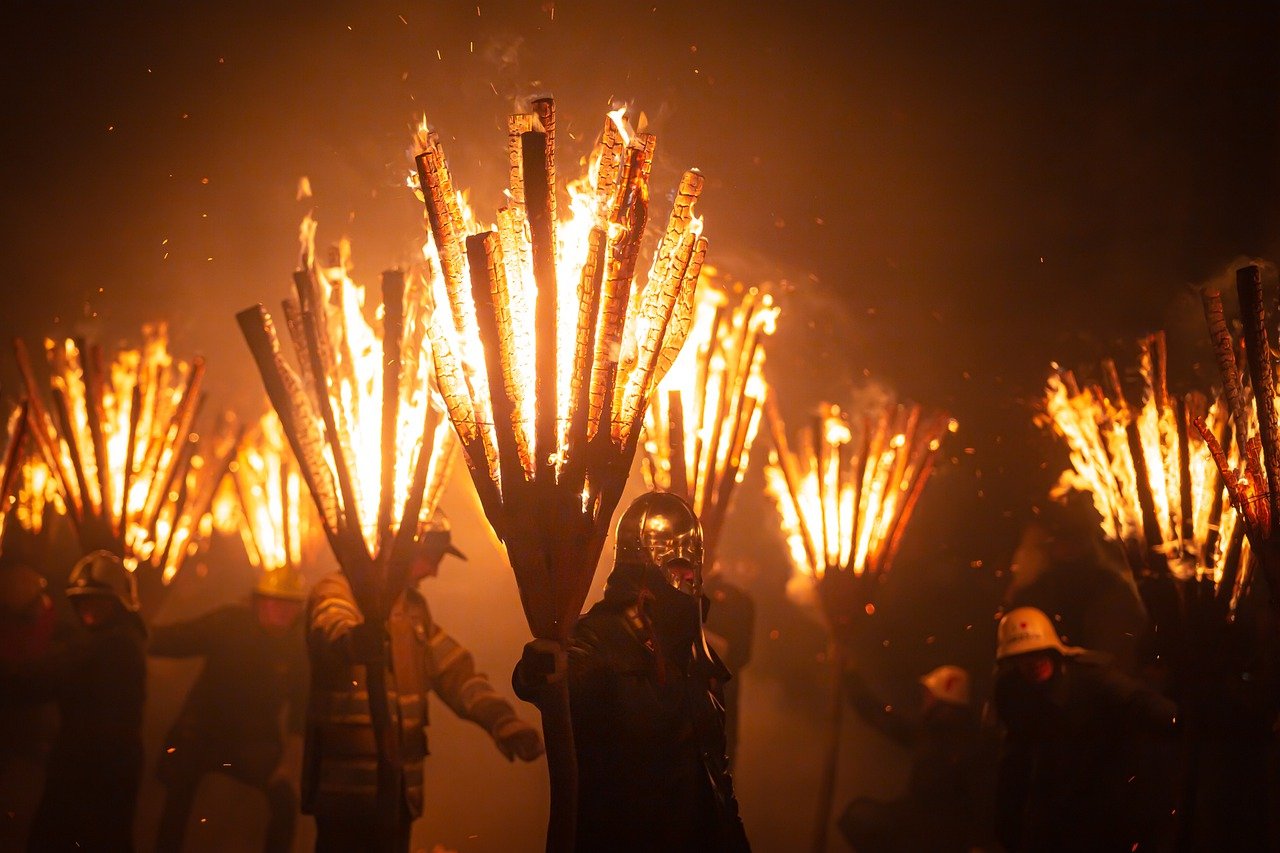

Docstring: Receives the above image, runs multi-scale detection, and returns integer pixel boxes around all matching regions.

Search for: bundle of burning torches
[238,215,458,619]
[409,97,706,847]
[1040,330,1249,610]
[766,399,957,624]
[763,397,955,853]
[1197,265,1280,616]
[641,275,778,565]
[12,324,240,584]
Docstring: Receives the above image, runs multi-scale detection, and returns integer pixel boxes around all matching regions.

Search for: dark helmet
[615,491,703,596]
[66,550,139,613]
[417,512,467,561]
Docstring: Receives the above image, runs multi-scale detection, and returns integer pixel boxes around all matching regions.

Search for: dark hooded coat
[515,563,750,852]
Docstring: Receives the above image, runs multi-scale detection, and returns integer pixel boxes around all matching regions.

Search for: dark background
[2,2,1278,850]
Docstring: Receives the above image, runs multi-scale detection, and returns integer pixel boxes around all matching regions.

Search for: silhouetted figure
[149,570,308,852]
[704,565,756,766]
[838,665,995,852]
[0,564,58,848]
[1,551,147,851]
[304,516,543,852]
[993,606,1177,853]
[515,491,751,852]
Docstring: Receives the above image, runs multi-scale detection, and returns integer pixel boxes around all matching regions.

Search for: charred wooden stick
[237,306,342,555]
[1236,265,1280,527]
[378,270,405,557]
[524,131,559,486]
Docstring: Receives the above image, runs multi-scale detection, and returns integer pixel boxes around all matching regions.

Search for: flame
[419,102,706,497]
[413,99,707,640]
[641,272,778,556]
[1039,332,1245,594]
[293,226,458,558]
[17,325,237,581]
[765,401,952,593]
[213,411,318,574]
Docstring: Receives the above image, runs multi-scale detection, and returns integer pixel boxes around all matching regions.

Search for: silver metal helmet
[614,491,704,596]
[65,550,139,612]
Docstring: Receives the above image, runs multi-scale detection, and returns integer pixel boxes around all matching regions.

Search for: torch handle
[540,666,579,853]
[811,637,844,853]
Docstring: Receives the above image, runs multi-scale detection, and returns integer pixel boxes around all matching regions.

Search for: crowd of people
[1,485,1277,852]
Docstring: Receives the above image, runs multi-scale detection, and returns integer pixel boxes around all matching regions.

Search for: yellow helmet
[254,566,306,601]
[919,665,971,707]
[996,606,1081,660]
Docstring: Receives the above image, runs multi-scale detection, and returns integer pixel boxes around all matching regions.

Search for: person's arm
[308,574,381,662]
[844,668,916,746]
[148,607,230,658]
[430,621,543,761]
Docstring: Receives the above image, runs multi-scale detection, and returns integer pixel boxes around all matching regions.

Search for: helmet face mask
[616,492,704,598]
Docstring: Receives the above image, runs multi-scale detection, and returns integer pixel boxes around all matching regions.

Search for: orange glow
[16,325,238,581]
[1039,331,1245,596]
[413,100,706,640]
[641,272,777,557]
[765,400,954,593]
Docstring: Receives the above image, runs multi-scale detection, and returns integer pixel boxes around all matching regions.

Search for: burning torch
[765,399,955,853]
[641,275,778,568]
[14,324,240,595]
[416,98,706,852]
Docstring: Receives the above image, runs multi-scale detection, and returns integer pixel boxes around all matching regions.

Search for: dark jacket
[516,593,751,853]
[303,571,519,819]
[994,652,1178,853]
[2,614,147,851]
[842,671,995,852]
[149,603,307,785]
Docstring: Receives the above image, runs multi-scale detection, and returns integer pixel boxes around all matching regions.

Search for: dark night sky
[2,2,1278,850]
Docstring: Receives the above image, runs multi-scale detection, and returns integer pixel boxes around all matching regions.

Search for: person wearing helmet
[0,550,147,851]
[148,562,309,852]
[836,644,996,852]
[304,512,543,852]
[513,490,751,852]
[993,606,1178,852]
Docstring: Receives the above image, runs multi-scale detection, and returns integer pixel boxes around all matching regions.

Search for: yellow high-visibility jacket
[301,572,517,817]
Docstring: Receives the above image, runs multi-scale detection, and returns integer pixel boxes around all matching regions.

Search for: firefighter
[303,514,544,852]
[0,551,148,851]
[149,565,309,852]
[993,606,1178,852]
[838,664,996,852]
[514,491,751,852]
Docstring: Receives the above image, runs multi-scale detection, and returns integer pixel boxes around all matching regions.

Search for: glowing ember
[1039,331,1246,596]
[213,411,319,576]
[765,400,955,603]
[641,273,777,561]
[14,324,239,581]
[416,98,706,640]
[238,216,458,611]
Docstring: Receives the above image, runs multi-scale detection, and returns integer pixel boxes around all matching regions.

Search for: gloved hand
[517,638,566,687]
[492,717,545,762]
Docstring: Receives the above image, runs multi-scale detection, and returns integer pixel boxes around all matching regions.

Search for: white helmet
[919,665,971,707]
[996,606,1082,660]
